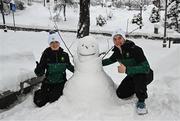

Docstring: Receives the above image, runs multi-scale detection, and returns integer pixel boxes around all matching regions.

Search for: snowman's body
[63,36,119,107]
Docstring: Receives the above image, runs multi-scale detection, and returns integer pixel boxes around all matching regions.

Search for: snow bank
[0,52,36,91]
[0,30,48,91]
[147,46,180,120]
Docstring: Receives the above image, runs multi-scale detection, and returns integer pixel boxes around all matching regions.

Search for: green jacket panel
[126,61,150,75]
[102,40,151,75]
[35,47,74,84]
[47,63,67,83]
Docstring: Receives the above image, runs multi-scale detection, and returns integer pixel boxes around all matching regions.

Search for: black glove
[34,61,44,77]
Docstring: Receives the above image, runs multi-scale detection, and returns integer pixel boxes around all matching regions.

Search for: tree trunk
[112,0,114,6]
[128,0,131,10]
[77,0,90,38]
[158,0,161,9]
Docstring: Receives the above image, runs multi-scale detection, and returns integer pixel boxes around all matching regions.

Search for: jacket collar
[112,40,135,51]
[47,47,64,53]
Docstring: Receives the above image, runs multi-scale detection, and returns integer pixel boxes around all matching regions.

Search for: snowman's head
[77,36,99,62]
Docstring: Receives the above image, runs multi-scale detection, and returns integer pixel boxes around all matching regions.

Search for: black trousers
[116,70,153,102]
[33,81,66,107]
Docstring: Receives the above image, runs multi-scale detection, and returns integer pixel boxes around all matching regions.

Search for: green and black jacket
[102,40,150,76]
[35,47,74,83]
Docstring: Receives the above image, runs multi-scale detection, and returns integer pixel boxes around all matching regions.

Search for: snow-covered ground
[0,30,180,121]
[0,2,180,121]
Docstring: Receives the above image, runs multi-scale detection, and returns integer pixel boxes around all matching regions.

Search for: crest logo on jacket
[61,57,65,62]
[126,52,130,58]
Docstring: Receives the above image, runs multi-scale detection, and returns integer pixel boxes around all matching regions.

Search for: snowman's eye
[92,45,94,47]
[82,44,84,47]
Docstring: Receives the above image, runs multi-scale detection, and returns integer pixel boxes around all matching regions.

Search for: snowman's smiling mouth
[79,53,96,56]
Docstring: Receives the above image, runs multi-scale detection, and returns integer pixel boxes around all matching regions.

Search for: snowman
[63,36,119,108]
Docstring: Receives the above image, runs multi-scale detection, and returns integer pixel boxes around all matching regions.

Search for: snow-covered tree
[149,6,160,23]
[53,0,74,21]
[1,2,10,15]
[167,0,180,32]
[152,0,161,8]
[77,0,90,38]
[0,0,25,15]
[96,15,107,26]
[132,13,142,26]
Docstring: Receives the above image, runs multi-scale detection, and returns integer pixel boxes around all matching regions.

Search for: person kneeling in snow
[102,29,153,115]
[33,31,74,107]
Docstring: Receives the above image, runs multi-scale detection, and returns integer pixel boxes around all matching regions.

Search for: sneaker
[136,101,148,115]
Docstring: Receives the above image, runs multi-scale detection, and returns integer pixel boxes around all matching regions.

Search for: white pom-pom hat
[112,28,126,39]
[48,32,62,45]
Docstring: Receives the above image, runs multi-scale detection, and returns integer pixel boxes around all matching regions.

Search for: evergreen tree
[96,15,107,26]
[132,13,142,26]
[167,0,180,32]
[149,6,160,23]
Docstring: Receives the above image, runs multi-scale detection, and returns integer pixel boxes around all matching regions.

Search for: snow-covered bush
[52,14,61,22]
[96,15,107,27]
[53,3,64,22]
[90,0,102,6]
[53,3,63,12]
[131,13,142,26]
[14,0,25,10]
[105,1,112,7]
[2,3,10,15]
[0,0,25,15]
[52,0,74,22]
[114,1,123,8]
[149,6,160,23]
[167,0,180,32]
